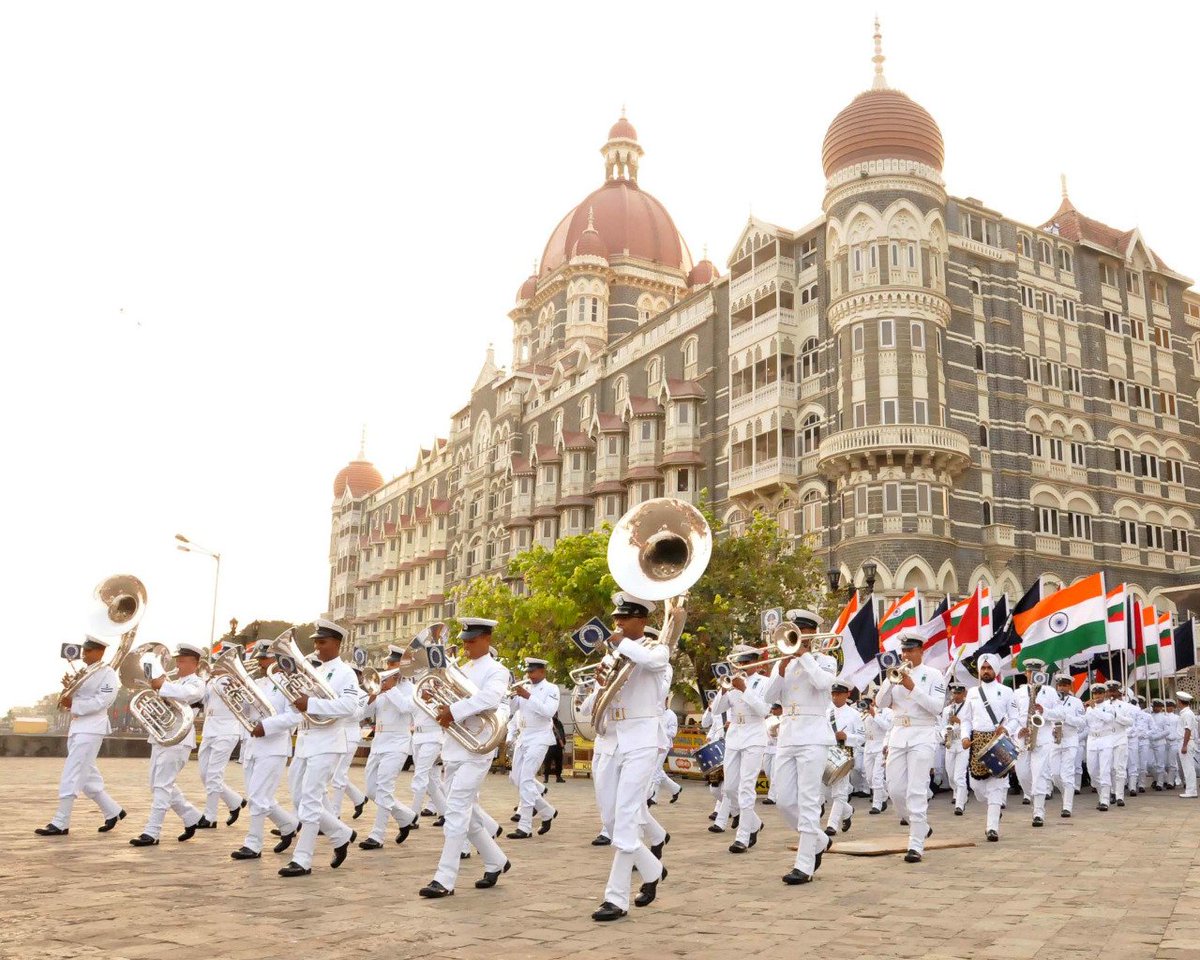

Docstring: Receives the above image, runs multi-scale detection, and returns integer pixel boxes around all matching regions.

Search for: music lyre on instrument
[266,627,338,726]
[209,645,278,733]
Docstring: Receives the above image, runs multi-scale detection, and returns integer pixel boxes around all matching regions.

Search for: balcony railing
[728,456,799,496]
[816,425,971,477]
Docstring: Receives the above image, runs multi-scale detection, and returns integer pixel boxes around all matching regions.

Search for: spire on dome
[603,112,643,182]
[358,424,367,459]
[872,17,888,90]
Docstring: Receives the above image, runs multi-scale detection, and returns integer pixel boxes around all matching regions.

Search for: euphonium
[410,625,509,754]
[120,642,196,747]
[59,574,147,707]
[209,645,278,734]
[266,627,337,727]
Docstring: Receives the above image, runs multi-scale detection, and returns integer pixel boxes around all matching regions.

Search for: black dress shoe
[868,806,881,815]
[1097,803,1109,812]
[34,824,68,836]
[331,831,356,868]
[591,834,611,846]
[230,846,260,860]
[732,815,740,830]
[270,828,281,836]
[749,825,762,849]
[177,824,197,842]
[507,829,532,840]
[634,866,666,907]
[494,826,502,838]
[729,841,747,853]
[1022,797,1031,806]
[359,837,383,850]
[432,816,446,827]
[195,817,217,829]
[273,831,296,854]
[707,811,717,821]
[1032,816,1044,827]
[279,861,311,877]
[395,823,413,845]
[707,824,725,834]
[419,880,454,898]
[647,798,657,807]
[899,818,909,827]
[129,834,158,846]
[841,817,852,833]
[927,826,934,839]
[538,811,557,835]
[460,851,471,859]
[475,860,511,889]
[650,832,670,859]
[954,807,964,816]
[670,787,682,803]
[1061,810,1072,818]
[421,808,437,817]
[592,901,626,921]
[1116,799,1126,807]
[98,809,126,833]
[762,797,775,805]
[986,830,999,842]
[226,800,246,827]
[904,849,922,863]
[556,777,566,783]
[824,826,836,837]
[882,800,889,812]
[781,869,811,885]
[510,813,521,823]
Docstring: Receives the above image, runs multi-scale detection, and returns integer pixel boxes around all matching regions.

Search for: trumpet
[887,661,913,684]
[718,627,842,687]
[362,667,401,697]
[508,679,532,696]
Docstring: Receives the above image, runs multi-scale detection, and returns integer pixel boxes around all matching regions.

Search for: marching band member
[1047,674,1085,818]
[507,657,560,840]
[325,669,369,820]
[129,642,206,847]
[961,653,1017,842]
[276,619,361,877]
[940,683,969,815]
[1150,699,1169,790]
[419,618,511,898]
[1135,696,1152,794]
[358,645,418,850]
[590,593,669,922]
[651,702,683,804]
[1165,700,1184,789]
[410,651,449,823]
[1110,684,1136,806]
[636,632,672,864]
[1013,658,1057,827]
[762,703,781,805]
[709,643,770,854]
[36,635,125,837]
[863,695,892,815]
[758,608,835,886]
[579,672,614,847]
[197,643,247,829]
[1086,684,1117,811]
[700,693,729,825]
[1177,692,1197,798]
[876,631,944,863]
[231,641,300,860]
[824,681,864,836]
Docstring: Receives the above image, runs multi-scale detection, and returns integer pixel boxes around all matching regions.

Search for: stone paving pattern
[4,757,1200,960]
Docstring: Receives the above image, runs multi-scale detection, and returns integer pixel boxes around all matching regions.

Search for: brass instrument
[1052,721,1064,744]
[209,645,278,734]
[718,626,843,689]
[120,641,197,747]
[362,667,402,697]
[592,498,712,736]
[508,679,532,696]
[410,628,510,754]
[59,574,147,707]
[887,661,913,684]
[1023,670,1049,749]
[266,627,338,727]
[569,664,599,740]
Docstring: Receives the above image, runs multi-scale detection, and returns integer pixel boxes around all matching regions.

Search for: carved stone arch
[997,570,1022,600]
[1126,582,1149,603]
[1031,483,1065,509]
[1144,504,1168,525]
[797,402,826,423]
[1113,497,1142,520]
[937,561,959,598]
[881,198,925,240]
[1108,427,1136,448]
[861,558,893,592]
[1164,440,1189,461]
[1168,507,1194,529]
[1025,407,1049,431]
[967,566,996,594]
[1064,491,1100,514]
[1067,419,1092,441]
[1136,434,1162,454]
[1148,588,1179,614]
[797,479,826,500]
[1042,574,1065,594]
[895,556,936,592]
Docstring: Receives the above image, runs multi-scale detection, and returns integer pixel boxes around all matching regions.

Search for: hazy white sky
[2,1,1197,713]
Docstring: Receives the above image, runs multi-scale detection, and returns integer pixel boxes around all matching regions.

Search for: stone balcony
[982,523,1015,567]
[816,425,972,479]
[728,456,799,497]
[728,380,799,423]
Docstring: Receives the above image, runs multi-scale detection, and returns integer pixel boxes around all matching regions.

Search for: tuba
[266,627,338,726]
[59,574,147,706]
[410,623,510,754]
[120,642,197,747]
[592,498,712,737]
[209,645,278,733]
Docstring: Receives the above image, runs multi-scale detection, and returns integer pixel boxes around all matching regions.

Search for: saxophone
[1024,672,1048,750]
[1052,691,1066,744]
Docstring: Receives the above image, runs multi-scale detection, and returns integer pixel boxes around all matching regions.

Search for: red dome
[572,221,607,259]
[821,88,943,179]
[688,259,718,286]
[516,273,538,302]
[541,179,691,276]
[608,116,637,140]
[334,460,383,498]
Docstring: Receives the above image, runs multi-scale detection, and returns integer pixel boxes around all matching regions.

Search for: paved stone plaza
[4,756,1200,960]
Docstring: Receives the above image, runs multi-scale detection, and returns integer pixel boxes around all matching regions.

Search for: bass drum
[572,683,597,741]
[821,745,854,786]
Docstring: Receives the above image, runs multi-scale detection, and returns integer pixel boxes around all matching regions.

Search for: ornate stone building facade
[326,26,1200,650]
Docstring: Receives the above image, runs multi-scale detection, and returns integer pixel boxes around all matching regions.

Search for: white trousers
[1022,744,1053,817]
[601,744,663,911]
[292,752,353,870]
[242,755,298,853]
[652,750,682,800]
[512,741,555,832]
[971,770,1009,832]
[639,749,669,847]
[1139,740,1153,784]
[53,733,121,828]
[773,744,826,875]
[592,750,617,839]
[1094,745,1114,795]
[762,752,776,802]
[198,735,243,822]
[410,740,447,815]
[723,744,765,844]
[1111,740,1129,800]
[142,743,201,839]
[864,751,887,807]
[1075,741,1085,790]
[1050,743,1078,813]
[825,773,853,832]
[945,746,969,809]
[433,758,505,890]
[885,741,935,853]
[325,743,365,817]
[1180,747,1198,796]
[364,747,417,843]
[1165,741,1182,785]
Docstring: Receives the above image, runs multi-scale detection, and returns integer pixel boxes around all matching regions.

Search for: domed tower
[326,430,385,621]
[816,21,970,563]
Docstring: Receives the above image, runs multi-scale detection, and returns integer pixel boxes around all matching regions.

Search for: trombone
[717,625,842,690]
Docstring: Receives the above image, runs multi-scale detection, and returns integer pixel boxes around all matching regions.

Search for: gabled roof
[594,412,625,433]
[662,378,707,400]
[627,396,662,417]
[1040,196,1173,273]
[559,431,594,450]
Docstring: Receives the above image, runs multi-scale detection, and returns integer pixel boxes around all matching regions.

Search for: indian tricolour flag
[833,593,860,636]
[1013,573,1108,669]
[1133,603,1161,681]
[1106,583,1127,651]
[1158,611,1176,675]
[879,590,921,651]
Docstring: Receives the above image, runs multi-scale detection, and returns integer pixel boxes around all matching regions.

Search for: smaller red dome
[516,273,538,302]
[334,460,383,498]
[572,220,607,259]
[608,116,638,141]
[688,259,718,286]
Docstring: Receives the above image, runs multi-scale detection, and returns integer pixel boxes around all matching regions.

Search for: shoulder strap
[977,683,1000,726]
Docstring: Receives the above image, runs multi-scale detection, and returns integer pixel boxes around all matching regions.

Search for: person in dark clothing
[543,715,567,783]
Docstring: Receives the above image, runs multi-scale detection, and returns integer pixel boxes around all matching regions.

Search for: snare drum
[695,739,726,774]
[821,745,854,785]
[976,732,1019,779]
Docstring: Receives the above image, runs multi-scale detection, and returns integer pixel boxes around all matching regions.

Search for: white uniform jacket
[1013,684,1060,747]
[67,665,119,736]
[515,680,560,750]
[863,707,893,755]
[152,673,205,750]
[940,702,969,753]
[710,673,770,750]
[596,637,670,754]
[201,678,245,739]
[877,664,945,748]
[830,703,866,751]
[245,677,299,760]
[370,678,416,754]
[759,652,837,749]
[444,654,511,765]
[959,681,1019,742]
[292,658,362,758]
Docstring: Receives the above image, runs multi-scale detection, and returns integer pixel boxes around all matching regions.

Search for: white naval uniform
[286,658,361,870]
[1086,699,1118,797]
[510,680,560,833]
[1165,712,1184,787]
[199,678,245,823]
[363,678,418,843]
[863,706,893,810]
[579,684,615,842]
[700,703,730,818]
[593,636,668,911]
[710,672,769,845]
[1047,691,1085,814]
[1013,683,1059,817]
[652,707,682,801]
[241,677,299,853]
[759,651,836,876]
[326,687,369,817]
[762,715,779,803]
[940,701,969,811]
[961,680,1018,833]
[141,674,204,840]
[877,663,944,854]
[825,703,865,832]
[410,707,447,816]
[1179,704,1198,797]
[52,665,123,829]
[1150,710,1169,785]
[1136,709,1153,789]
[432,654,510,891]
[1110,699,1136,800]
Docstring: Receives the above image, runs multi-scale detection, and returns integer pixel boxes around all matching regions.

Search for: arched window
[682,337,697,371]
[800,338,820,379]
[1038,239,1052,265]
[647,357,661,388]
[613,376,627,404]
[974,343,986,371]
[1059,248,1073,273]
[980,424,990,447]
[553,410,563,437]
[1018,234,1033,258]
[579,395,592,423]
[801,414,821,454]
[800,490,822,534]
[982,501,993,525]
[970,278,981,295]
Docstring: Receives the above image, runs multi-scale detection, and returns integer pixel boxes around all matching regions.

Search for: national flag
[1158,611,1175,675]
[1013,573,1108,669]
[837,599,881,692]
[1132,602,1161,682]
[919,597,952,669]
[1174,620,1197,671]
[879,590,922,651]
[949,584,991,657]
[833,593,860,635]
[1106,583,1127,651]
[980,585,992,633]
[992,594,1010,637]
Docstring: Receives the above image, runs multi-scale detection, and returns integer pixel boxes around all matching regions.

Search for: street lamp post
[860,561,877,602]
[176,533,221,652]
